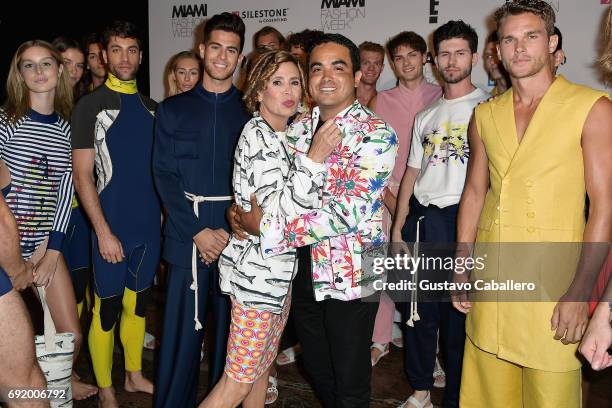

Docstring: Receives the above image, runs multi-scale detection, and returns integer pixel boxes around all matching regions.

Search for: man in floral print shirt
[234,33,397,407]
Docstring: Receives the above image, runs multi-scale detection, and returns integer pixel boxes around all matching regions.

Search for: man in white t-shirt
[391,20,489,408]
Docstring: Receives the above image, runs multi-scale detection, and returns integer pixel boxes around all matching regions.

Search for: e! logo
[429,0,439,24]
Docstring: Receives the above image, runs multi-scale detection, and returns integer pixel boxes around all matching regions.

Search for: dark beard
[440,66,471,84]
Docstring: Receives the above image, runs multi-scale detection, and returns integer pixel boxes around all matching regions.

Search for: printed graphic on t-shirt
[422,121,469,166]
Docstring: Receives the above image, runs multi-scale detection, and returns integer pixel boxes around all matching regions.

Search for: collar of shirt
[195,83,238,103]
[310,99,361,132]
[105,72,138,94]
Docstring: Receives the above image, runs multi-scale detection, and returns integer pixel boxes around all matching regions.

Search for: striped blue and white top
[0,109,73,258]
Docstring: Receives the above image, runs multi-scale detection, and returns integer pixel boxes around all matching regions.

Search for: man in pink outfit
[368,31,442,366]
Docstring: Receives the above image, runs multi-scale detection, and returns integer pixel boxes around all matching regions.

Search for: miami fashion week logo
[231,8,289,24]
[171,3,208,38]
[171,3,207,38]
[320,0,366,31]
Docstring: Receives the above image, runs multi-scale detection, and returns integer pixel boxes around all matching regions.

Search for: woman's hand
[579,301,612,370]
[33,249,61,287]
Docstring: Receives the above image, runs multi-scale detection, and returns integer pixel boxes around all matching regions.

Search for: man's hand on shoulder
[236,195,263,236]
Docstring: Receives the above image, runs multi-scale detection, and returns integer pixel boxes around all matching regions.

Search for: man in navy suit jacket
[152,12,250,407]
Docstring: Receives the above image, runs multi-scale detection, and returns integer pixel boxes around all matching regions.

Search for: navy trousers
[154,263,230,407]
[400,196,466,408]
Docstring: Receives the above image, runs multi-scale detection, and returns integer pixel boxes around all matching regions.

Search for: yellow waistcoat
[466,76,608,372]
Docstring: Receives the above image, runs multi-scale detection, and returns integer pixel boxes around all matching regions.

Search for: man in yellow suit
[453,1,612,407]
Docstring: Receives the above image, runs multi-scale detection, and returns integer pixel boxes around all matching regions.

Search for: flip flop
[276,345,300,366]
[371,342,389,366]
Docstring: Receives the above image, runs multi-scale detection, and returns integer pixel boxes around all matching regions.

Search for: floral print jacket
[260,101,398,301]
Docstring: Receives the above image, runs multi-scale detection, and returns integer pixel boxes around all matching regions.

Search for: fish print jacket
[260,101,398,301]
[219,114,327,313]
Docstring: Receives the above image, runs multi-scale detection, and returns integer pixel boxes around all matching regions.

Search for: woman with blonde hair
[1,39,97,401]
[200,50,340,408]
[165,50,201,98]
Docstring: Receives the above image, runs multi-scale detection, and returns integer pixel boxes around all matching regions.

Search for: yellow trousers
[88,288,145,388]
[460,337,581,408]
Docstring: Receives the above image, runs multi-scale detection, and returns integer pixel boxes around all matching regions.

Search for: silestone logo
[320,0,366,31]
[172,3,207,38]
[232,8,289,24]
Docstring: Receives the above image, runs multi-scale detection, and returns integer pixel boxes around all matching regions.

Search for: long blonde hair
[164,50,201,98]
[3,40,73,124]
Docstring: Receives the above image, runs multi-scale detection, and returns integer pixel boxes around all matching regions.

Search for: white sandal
[276,345,300,366]
[265,375,278,405]
[433,356,446,388]
[398,391,433,408]
[370,342,389,366]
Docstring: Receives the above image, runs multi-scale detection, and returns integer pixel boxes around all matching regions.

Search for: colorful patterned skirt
[224,294,291,383]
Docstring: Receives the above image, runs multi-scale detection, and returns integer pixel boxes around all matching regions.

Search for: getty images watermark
[369,251,536,294]
[357,242,612,303]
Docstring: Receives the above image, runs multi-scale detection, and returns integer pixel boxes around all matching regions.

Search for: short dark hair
[82,32,102,52]
[553,26,562,52]
[433,20,478,55]
[102,20,142,50]
[286,31,306,49]
[359,41,384,57]
[286,29,325,53]
[253,26,285,49]
[307,33,360,74]
[386,31,427,57]
[494,0,556,37]
[203,12,246,52]
[52,36,82,54]
[486,31,498,45]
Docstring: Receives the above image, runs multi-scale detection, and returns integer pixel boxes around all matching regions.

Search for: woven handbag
[34,286,75,407]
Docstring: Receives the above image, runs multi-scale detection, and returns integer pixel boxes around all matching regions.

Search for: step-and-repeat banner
[148,0,610,101]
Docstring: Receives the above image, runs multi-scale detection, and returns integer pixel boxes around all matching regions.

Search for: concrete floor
[27,284,610,408]
[70,346,612,408]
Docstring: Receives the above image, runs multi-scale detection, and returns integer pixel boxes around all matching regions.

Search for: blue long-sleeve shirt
[153,84,249,267]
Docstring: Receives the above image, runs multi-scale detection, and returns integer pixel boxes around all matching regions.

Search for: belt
[185,192,232,330]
